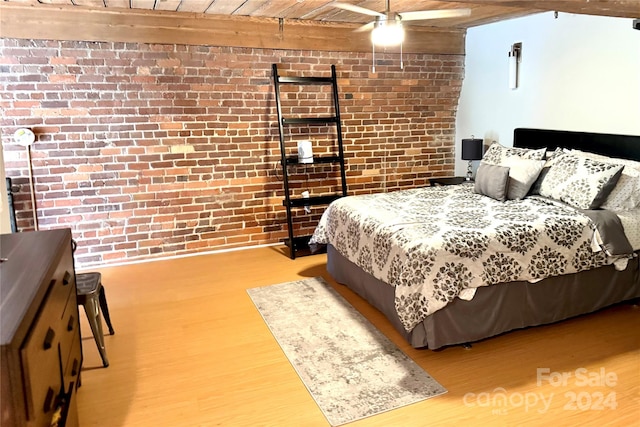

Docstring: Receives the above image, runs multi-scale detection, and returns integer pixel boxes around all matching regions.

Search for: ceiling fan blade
[354,22,376,32]
[399,8,471,21]
[331,2,385,18]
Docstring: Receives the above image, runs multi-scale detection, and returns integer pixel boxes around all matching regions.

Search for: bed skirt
[327,245,640,350]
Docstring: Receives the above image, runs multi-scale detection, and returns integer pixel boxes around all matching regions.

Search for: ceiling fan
[331,1,471,46]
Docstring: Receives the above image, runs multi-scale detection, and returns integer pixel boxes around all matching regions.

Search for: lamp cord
[372,43,376,73]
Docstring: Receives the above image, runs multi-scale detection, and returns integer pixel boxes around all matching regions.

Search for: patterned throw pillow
[538,153,625,209]
[569,149,640,211]
[529,148,566,195]
[530,148,565,195]
[601,167,640,211]
[482,142,546,165]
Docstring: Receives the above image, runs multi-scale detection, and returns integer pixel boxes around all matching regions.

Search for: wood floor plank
[75,246,640,426]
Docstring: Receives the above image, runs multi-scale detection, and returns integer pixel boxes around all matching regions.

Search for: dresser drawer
[52,249,75,312]
[61,341,81,427]
[34,263,74,335]
[59,285,80,369]
[20,315,62,425]
[63,329,81,390]
[20,265,75,424]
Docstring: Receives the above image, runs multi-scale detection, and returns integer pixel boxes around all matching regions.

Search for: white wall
[455,12,640,176]
[0,142,11,234]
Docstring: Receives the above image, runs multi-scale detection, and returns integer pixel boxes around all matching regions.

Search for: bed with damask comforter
[311,128,640,349]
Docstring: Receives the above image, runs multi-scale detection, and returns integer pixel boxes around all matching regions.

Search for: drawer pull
[43,327,55,350]
[63,271,72,285]
[67,315,75,332]
[71,358,79,376]
[43,387,55,413]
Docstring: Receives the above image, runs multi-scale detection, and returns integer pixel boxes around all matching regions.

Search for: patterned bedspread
[310,184,625,331]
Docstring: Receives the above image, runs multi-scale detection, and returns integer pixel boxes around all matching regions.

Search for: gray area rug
[247,277,446,426]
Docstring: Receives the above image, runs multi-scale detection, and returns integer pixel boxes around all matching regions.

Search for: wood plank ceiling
[0,1,637,54]
[2,0,638,28]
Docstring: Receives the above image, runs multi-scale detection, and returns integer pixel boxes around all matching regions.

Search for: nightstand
[429,177,470,186]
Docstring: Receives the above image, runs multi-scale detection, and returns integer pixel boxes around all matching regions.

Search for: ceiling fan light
[371,23,405,46]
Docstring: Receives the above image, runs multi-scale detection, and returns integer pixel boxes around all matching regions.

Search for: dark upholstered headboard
[513,128,640,161]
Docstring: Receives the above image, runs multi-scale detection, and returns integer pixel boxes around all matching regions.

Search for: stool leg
[83,297,109,367]
[98,287,115,335]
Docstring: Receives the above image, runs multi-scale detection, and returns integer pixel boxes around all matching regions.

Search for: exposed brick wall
[0,39,463,267]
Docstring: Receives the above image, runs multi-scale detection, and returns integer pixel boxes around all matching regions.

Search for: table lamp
[461,137,484,181]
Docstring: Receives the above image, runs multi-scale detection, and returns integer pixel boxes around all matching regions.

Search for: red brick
[1,39,460,267]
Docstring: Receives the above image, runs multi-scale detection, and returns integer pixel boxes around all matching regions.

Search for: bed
[311,128,640,350]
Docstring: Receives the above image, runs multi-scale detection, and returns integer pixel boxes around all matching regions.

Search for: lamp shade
[461,138,483,161]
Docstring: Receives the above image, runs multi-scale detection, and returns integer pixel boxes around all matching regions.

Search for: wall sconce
[508,42,522,90]
[461,136,484,181]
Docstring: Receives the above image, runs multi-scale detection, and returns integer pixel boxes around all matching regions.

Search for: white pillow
[529,148,566,195]
[569,149,640,171]
[482,142,546,165]
[601,169,640,211]
[500,157,546,200]
[569,149,640,211]
[539,153,624,210]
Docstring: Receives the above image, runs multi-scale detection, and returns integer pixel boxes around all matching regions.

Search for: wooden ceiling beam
[455,0,640,18]
[0,3,466,54]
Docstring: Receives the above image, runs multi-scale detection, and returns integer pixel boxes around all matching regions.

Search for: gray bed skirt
[327,244,640,350]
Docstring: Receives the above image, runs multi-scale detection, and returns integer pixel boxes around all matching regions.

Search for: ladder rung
[282,117,338,125]
[284,155,341,165]
[277,76,334,85]
[284,194,344,207]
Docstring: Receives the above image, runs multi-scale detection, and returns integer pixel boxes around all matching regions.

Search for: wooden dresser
[1,229,83,427]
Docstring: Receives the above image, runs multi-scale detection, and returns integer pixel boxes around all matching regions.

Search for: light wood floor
[75,245,639,426]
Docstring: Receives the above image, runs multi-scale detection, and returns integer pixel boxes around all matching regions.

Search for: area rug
[247,277,446,426]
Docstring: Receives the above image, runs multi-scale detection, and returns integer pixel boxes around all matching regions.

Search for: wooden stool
[76,272,114,367]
